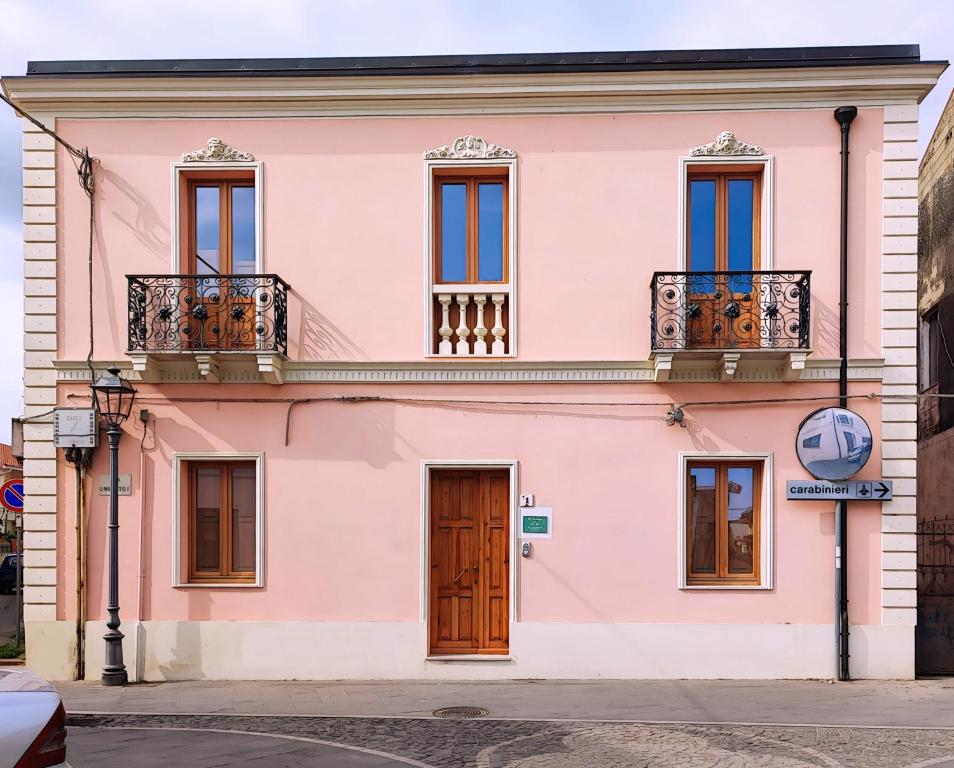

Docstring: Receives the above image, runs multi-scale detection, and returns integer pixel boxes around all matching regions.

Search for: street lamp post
[90,367,136,687]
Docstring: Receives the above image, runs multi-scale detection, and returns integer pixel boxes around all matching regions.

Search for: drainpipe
[65,448,89,681]
[834,105,857,682]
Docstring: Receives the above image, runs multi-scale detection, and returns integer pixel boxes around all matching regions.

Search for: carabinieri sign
[786,479,892,501]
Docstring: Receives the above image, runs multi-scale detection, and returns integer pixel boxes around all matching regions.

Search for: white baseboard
[75,621,914,682]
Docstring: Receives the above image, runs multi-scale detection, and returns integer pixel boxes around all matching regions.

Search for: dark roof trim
[26,44,929,79]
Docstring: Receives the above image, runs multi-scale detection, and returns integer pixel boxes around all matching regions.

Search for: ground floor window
[186,460,257,584]
[686,460,763,586]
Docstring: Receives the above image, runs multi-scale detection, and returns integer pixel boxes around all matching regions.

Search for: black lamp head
[91,366,137,426]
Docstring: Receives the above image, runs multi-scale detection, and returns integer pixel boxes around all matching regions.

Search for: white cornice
[2,64,944,116]
[51,358,885,385]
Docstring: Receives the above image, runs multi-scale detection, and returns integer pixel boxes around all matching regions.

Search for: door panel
[430,469,509,655]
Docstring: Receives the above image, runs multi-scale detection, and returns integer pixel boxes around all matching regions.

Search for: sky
[0,0,952,443]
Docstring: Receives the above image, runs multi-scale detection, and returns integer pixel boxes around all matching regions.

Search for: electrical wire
[936,308,954,372]
[65,389,945,448]
[1,90,97,387]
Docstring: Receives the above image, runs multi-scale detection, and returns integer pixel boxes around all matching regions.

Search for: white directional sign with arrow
[786,479,892,501]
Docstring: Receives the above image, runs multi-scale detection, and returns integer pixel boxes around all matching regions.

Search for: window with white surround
[424,136,517,357]
[678,131,774,271]
[171,138,263,274]
[678,451,773,589]
[172,452,265,587]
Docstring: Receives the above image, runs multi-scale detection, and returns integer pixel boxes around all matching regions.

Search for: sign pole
[15,514,22,649]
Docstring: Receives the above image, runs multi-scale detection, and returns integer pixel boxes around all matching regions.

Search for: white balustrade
[433,285,509,356]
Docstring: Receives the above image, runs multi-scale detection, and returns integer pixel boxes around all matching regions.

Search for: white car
[0,668,68,768]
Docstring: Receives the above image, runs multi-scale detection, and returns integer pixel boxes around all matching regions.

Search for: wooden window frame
[432,167,509,285]
[178,169,256,275]
[685,459,762,587]
[686,164,763,273]
[186,459,257,584]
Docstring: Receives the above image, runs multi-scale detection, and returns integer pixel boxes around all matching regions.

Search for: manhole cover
[433,706,489,719]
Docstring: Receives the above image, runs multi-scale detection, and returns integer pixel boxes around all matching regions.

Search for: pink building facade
[3,46,944,680]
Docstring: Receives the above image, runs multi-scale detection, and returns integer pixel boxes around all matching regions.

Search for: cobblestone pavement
[67,714,954,768]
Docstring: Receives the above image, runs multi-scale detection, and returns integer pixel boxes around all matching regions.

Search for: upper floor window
[180,171,256,275]
[434,170,508,284]
[687,167,762,274]
[424,137,516,357]
[920,310,940,391]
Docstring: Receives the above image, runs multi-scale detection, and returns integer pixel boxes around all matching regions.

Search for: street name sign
[786,479,892,501]
[98,474,133,496]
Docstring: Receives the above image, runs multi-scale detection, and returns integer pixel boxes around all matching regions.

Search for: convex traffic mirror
[796,407,873,481]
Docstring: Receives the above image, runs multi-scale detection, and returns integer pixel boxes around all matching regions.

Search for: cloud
[0,0,950,443]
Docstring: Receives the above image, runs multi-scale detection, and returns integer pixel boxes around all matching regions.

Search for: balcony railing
[128,274,289,355]
[651,271,811,351]
[432,284,510,356]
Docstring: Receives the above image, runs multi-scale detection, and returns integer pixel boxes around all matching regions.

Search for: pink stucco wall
[55,381,882,626]
[49,107,886,631]
[55,108,884,363]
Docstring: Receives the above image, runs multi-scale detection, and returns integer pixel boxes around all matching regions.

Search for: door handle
[453,568,467,583]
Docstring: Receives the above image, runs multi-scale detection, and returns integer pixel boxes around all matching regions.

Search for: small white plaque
[98,474,132,496]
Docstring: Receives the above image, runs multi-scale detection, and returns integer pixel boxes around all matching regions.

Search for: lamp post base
[102,622,127,687]
[101,667,128,686]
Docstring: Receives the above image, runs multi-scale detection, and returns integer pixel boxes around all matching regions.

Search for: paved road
[67,714,954,768]
[57,678,954,727]
[68,727,429,767]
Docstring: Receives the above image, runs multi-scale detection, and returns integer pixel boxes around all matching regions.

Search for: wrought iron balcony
[651,271,811,352]
[128,274,289,355]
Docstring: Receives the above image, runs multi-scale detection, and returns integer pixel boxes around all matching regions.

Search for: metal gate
[917,518,954,674]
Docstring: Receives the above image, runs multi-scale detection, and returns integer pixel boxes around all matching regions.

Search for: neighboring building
[2,45,943,681]
[0,444,22,553]
[917,84,954,674]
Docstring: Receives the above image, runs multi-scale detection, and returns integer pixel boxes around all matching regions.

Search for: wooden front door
[429,469,509,655]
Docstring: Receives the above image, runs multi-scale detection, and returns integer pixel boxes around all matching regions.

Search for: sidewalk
[56,678,954,728]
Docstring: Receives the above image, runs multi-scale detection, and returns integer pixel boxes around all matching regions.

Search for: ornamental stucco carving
[181,137,255,162]
[689,131,764,157]
[424,135,516,160]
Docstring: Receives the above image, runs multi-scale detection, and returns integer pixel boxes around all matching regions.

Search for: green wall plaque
[522,515,549,534]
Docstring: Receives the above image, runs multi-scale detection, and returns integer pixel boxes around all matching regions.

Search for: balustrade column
[437,294,453,355]
[473,294,488,356]
[491,294,506,355]
[455,294,471,355]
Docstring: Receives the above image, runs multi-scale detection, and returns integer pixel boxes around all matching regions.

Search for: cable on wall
[1,91,98,385]
[64,389,945,446]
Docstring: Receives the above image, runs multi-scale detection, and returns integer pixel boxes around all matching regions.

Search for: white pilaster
[880,103,918,629]
[21,116,59,629]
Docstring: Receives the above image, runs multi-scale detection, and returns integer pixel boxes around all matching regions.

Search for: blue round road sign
[1,480,24,513]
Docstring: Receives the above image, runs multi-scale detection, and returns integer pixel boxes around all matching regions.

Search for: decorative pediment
[424,135,516,160]
[689,131,764,157]
[181,137,255,162]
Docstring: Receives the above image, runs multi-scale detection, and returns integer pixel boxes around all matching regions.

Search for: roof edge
[23,44,929,79]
